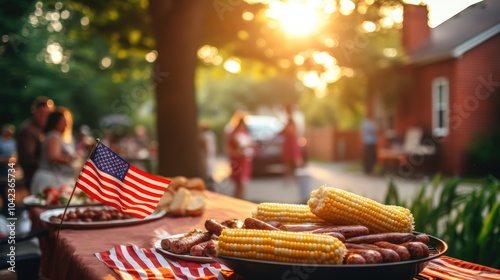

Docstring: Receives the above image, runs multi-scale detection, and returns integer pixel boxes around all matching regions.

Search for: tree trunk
[149,0,207,178]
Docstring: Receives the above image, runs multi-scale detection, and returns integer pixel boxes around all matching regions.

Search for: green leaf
[477,202,500,247]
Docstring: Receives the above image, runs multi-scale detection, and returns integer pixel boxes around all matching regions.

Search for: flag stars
[91,142,130,181]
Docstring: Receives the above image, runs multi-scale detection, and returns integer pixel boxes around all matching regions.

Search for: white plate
[23,194,101,208]
[39,206,167,229]
[154,234,215,263]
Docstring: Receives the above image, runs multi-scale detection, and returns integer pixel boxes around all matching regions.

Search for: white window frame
[432,77,449,137]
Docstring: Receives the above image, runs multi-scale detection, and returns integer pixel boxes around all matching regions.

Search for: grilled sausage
[161,230,202,251]
[190,240,212,256]
[244,217,281,231]
[220,219,244,229]
[311,225,369,238]
[373,241,411,261]
[415,233,430,245]
[265,221,283,228]
[170,230,212,254]
[346,249,383,264]
[344,253,366,264]
[346,232,417,244]
[311,231,346,242]
[345,243,400,263]
[400,241,429,259]
[205,219,228,236]
[202,240,218,257]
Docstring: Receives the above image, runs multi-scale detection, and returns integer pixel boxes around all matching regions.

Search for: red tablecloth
[29,191,500,280]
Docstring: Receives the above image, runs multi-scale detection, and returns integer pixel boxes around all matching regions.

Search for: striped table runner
[96,245,238,280]
[97,245,500,280]
[418,256,500,280]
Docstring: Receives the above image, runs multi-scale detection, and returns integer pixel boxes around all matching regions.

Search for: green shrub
[384,175,500,268]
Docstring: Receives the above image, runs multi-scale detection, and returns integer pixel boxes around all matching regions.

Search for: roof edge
[452,23,500,57]
[406,23,500,66]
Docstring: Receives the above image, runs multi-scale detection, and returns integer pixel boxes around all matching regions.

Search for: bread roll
[185,192,206,217]
[185,177,205,191]
[167,187,191,217]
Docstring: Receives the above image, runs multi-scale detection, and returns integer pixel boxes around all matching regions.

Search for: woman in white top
[30,109,79,194]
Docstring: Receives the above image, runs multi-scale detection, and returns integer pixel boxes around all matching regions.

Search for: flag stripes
[96,245,234,280]
[76,142,170,219]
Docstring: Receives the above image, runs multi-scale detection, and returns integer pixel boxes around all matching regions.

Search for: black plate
[216,233,447,280]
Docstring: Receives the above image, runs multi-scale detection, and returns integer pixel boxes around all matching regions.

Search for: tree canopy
[2,0,411,177]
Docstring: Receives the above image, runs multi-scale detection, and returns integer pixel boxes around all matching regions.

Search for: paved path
[211,157,425,205]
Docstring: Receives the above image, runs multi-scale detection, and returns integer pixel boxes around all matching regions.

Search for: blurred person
[226,113,255,200]
[30,109,80,194]
[278,105,304,185]
[0,124,17,216]
[0,124,16,162]
[223,110,246,156]
[16,96,54,192]
[75,124,94,158]
[134,125,150,151]
[361,114,377,174]
[199,122,217,190]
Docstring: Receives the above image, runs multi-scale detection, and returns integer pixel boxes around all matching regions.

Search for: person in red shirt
[279,105,304,184]
[226,113,255,200]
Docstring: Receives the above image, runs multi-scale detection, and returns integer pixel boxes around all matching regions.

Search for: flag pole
[55,138,100,243]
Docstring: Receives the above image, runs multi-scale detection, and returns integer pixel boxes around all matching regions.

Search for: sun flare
[267,1,321,36]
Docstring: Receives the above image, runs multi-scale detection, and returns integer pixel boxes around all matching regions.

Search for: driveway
[211,157,424,205]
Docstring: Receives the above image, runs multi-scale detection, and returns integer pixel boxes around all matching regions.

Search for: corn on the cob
[308,186,414,233]
[251,202,325,224]
[217,228,346,264]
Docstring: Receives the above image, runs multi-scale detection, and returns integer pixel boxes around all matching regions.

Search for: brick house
[377,1,500,176]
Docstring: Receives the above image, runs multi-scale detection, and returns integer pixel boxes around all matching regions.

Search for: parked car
[244,115,307,176]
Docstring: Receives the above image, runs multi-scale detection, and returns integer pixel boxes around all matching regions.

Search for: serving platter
[154,235,216,263]
[23,194,101,208]
[39,206,167,229]
[216,233,448,280]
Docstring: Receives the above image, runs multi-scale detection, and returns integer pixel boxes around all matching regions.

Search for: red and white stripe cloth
[97,245,500,280]
[419,256,500,280]
[96,244,238,280]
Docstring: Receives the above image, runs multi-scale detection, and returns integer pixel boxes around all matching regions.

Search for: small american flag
[76,142,170,219]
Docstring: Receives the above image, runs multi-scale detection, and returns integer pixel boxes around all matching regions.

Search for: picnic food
[205,219,228,236]
[36,185,96,206]
[158,188,433,266]
[345,243,401,263]
[158,216,432,265]
[345,232,419,244]
[243,217,281,231]
[161,229,212,254]
[373,241,411,261]
[217,228,347,264]
[190,239,218,256]
[344,248,382,264]
[156,176,206,217]
[279,224,369,238]
[251,202,324,224]
[48,207,134,223]
[308,186,415,233]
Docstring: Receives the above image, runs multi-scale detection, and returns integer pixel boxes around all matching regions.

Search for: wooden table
[29,191,257,280]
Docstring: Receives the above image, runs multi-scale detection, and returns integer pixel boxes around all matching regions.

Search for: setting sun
[266,1,321,36]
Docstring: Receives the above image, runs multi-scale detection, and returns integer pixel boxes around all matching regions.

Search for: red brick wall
[450,34,500,174]
[395,34,500,175]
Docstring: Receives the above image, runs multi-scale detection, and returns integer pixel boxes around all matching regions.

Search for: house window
[432,77,449,137]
